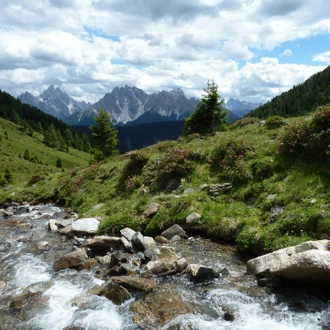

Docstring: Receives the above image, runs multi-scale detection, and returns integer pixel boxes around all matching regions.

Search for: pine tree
[183,81,227,136]
[90,109,118,158]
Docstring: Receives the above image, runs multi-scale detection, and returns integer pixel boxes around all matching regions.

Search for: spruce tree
[183,81,227,136]
[90,109,118,158]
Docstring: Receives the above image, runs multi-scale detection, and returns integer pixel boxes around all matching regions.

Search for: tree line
[0,90,91,152]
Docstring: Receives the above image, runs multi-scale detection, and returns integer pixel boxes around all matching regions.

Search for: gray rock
[186,212,202,224]
[209,183,232,196]
[132,232,145,252]
[98,281,132,305]
[161,224,186,239]
[48,219,58,232]
[54,249,88,271]
[143,236,157,251]
[86,236,123,252]
[120,227,136,241]
[186,264,220,282]
[183,188,194,194]
[247,240,330,283]
[96,253,116,267]
[145,246,183,276]
[71,218,100,234]
[198,183,209,191]
[141,203,159,219]
[112,276,157,292]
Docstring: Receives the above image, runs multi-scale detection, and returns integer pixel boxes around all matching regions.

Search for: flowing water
[0,204,329,330]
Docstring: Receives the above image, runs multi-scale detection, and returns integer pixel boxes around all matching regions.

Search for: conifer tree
[183,81,227,135]
[90,108,118,158]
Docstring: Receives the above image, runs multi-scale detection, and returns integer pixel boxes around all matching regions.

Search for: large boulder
[247,240,330,283]
[71,218,99,234]
[145,246,188,276]
[161,224,187,239]
[85,236,123,252]
[54,249,88,271]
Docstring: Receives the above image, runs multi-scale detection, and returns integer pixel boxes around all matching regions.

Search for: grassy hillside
[2,106,330,254]
[0,117,90,187]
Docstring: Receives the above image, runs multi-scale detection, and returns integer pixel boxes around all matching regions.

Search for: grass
[1,110,330,254]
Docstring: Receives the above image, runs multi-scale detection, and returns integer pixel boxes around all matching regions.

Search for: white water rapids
[0,204,329,329]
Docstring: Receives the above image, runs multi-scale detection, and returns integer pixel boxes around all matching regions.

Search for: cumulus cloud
[0,0,329,103]
[313,51,330,64]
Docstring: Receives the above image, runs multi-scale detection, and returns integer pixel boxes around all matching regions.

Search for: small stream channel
[0,203,329,329]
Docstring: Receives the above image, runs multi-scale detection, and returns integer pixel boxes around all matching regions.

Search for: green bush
[230,117,261,130]
[124,151,148,176]
[151,147,195,189]
[278,108,330,160]
[264,116,285,129]
[211,137,253,184]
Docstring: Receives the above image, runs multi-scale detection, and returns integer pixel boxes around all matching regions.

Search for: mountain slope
[248,65,330,119]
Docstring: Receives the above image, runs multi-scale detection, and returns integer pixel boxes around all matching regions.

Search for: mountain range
[18,85,262,126]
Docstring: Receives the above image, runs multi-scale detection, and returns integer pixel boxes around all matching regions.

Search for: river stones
[186,264,220,282]
[161,224,187,239]
[85,236,123,252]
[98,280,132,305]
[144,246,188,276]
[71,218,100,234]
[111,276,157,292]
[54,248,88,271]
[130,282,218,328]
[247,239,330,283]
[9,291,43,310]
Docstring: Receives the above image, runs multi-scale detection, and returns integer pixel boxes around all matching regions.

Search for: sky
[1,0,330,104]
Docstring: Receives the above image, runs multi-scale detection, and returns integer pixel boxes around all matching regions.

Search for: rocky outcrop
[247,240,330,283]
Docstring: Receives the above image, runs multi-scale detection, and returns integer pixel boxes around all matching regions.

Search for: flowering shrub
[264,116,285,129]
[124,151,148,176]
[211,138,253,184]
[157,147,194,178]
[279,106,330,160]
[230,117,261,130]
[125,175,142,191]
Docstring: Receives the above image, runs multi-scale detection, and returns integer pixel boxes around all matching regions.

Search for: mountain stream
[0,203,329,329]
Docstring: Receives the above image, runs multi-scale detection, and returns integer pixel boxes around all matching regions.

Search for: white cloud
[280,49,293,57]
[0,0,329,103]
[313,51,330,64]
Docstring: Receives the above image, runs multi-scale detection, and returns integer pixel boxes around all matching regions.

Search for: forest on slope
[248,65,330,119]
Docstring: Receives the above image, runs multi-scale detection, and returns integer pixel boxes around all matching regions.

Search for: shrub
[278,119,313,157]
[211,137,253,184]
[278,111,330,160]
[264,116,285,129]
[124,175,142,191]
[125,151,148,176]
[28,174,44,186]
[149,147,195,189]
[230,117,261,130]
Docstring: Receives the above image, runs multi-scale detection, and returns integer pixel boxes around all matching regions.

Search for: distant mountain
[224,98,262,118]
[64,86,200,126]
[18,85,91,119]
[18,85,250,126]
